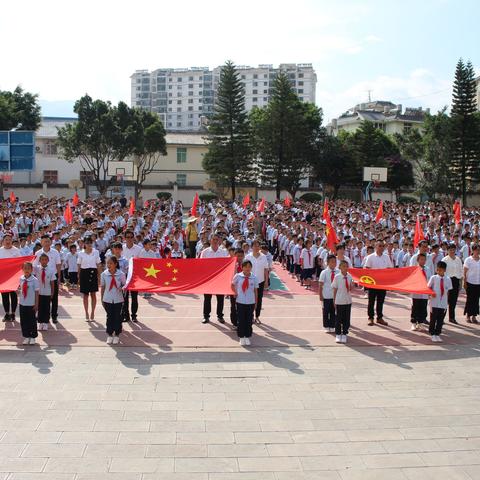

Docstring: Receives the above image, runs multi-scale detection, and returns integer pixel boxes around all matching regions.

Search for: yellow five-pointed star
[144,264,161,278]
[172,277,177,281]
[166,262,173,268]
[172,268,178,274]
[164,281,170,286]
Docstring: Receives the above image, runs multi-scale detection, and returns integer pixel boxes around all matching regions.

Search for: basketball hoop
[116,174,124,183]
[373,180,380,189]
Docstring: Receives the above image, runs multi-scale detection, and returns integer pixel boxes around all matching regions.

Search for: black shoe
[10,314,15,322]
[3,314,10,322]
[52,317,58,324]
[217,317,225,324]
[202,318,210,324]
[131,316,138,323]
[123,315,131,323]
[449,319,458,324]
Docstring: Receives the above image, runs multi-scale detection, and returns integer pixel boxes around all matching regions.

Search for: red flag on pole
[453,201,461,225]
[9,191,15,204]
[72,192,79,207]
[375,200,383,224]
[129,198,135,216]
[413,217,425,249]
[190,193,199,217]
[126,257,236,295]
[323,199,330,222]
[284,196,292,208]
[325,216,338,252]
[0,256,34,292]
[64,203,73,224]
[144,200,149,209]
[256,198,266,213]
[242,193,250,208]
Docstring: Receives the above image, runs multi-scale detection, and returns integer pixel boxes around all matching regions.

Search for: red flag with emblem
[375,200,383,223]
[0,256,34,292]
[256,198,266,213]
[126,257,236,294]
[323,199,330,222]
[129,197,135,216]
[325,216,338,252]
[190,193,199,217]
[72,192,79,207]
[242,193,250,208]
[413,216,425,249]
[64,203,73,224]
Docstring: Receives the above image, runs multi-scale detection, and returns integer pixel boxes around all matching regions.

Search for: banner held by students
[126,257,236,295]
[0,256,34,293]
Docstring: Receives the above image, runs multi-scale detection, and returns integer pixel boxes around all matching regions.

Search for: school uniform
[428,274,452,337]
[442,254,463,322]
[0,246,21,320]
[77,250,101,294]
[33,248,61,322]
[122,243,142,322]
[101,270,126,336]
[35,265,55,325]
[319,267,338,329]
[232,272,259,339]
[19,275,39,340]
[463,256,480,317]
[230,262,243,327]
[332,273,353,336]
[411,266,431,326]
[66,252,79,285]
[300,248,314,281]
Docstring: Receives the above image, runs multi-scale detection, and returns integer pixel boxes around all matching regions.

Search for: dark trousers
[465,282,480,316]
[122,291,138,320]
[38,295,51,324]
[19,305,37,338]
[237,303,254,338]
[104,302,123,335]
[322,298,336,328]
[255,281,265,318]
[203,294,224,319]
[448,277,460,321]
[51,280,59,319]
[430,307,447,335]
[1,291,18,314]
[230,296,237,326]
[187,241,197,258]
[367,289,386,320]
[335,304,351,335]
[411,298,428,324]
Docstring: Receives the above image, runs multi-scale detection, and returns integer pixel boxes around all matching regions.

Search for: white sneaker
[324,328,330,333]
[335,335,342,343]
[329,328,336,333]
[435,335,443,342]
[342,335,347,344]
[22,338,29,345]
[112,336,120,345]
[44,324,48,331]
[29,338,36,345]
[431,335,437,342]
[411,324,417,331]
[239,338,245,346]
[244,337,251,346]
[106,336,114,344]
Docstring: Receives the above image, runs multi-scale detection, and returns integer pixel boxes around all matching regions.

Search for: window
[177,147,187,163]
[252,89,257,94]
[253,82,258,87]
[177,77,182,82]
[298,73,304,78]
[168,100,172,104]
[188,121,193,126]
[176,173,186,186]
[298,89,303,94]
[298,81,304,86]
[44,141,57,155]
[188,84,194,89]
[252,97,258,102]
[189,91,194,96]
[263,97,268,102]
[43,170,58,185]
[188,99,193,104]
[188,113,194,118]
[188,106,193,111]
[189,76,194,81]
[403,122,413,134]
[177,122,182,127]
[177,100,182,105]
[80,170,93,185]
[253,74,258,79]
[177,107,182,112]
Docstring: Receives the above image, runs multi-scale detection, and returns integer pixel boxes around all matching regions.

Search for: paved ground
[0,266,480,478]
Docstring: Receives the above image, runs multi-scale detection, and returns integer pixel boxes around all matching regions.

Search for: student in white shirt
[318,255,338,333]
[35,254,56,330]
[332,260,354,344]
[245,240,269,323]
[428,261,452,342]
[122,230,142,323]
[463,244,480,323]
[441,243,463,324]
[300,239,315,289]
[410,253,431,331]
[77,237,101,321]
[0,232,21,322]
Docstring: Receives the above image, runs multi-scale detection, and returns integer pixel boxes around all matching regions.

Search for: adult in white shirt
[463,244,480,323]
[77,237,101,321]
[364,240,393,326]
[122,230,142,322]
[34,235,62,323]
[245,240,269,322]
[0,233,21,322]
[441,243,463,324]
[200,234,228,324]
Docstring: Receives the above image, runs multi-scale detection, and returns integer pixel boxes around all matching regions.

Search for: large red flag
[325,216,338,252]
[0,256,34,292]
[413,217,425,248]
[242,193,250,208]
[9,191,15,204]
[284,196,292,208]
[64,203,73,224]
[129,198,135,216]
[190,193,199,217]
[126,257,236,294]
[350,266,434,295]
[453,201,461,225]
[257,198,266,213]
[72,192,79,207]
[323,199,331,222]
[375,201,383,224]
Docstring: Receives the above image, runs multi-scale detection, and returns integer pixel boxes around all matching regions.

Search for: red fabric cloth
[284,196,292,207]
[242,193,250,208]
[9,191,15,204]
[413,217,425,249]
[349,266,434,295]
[325,216,338,253]
[375,201,383,224]
[72,192,79,206]
[453,201,461,225]
[110,276,117,291]
[129,198,135,216]
[330,270,335,283]
[126,258,236,295]
[190,193,199,217]
[0,256,34,293]
[440,277,444,297]
[242,276,249,293]
[64,203,73,224]
[22,280,28,298]
[41,269,46,285]
[256,198,266,213]
[344,276,349,291]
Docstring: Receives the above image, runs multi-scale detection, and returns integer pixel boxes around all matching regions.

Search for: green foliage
[386,154,414,195]
[156,191,172,200]
[199,192,218,202]
[250,73,322,199]
[0,86,41,131]
[299,192,323,202]
[203,61,252,198]
[397,195,418,204]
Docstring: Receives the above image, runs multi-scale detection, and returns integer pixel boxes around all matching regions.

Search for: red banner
[350,266,434,295]
[126,257,236,295]
[0,256,34,293]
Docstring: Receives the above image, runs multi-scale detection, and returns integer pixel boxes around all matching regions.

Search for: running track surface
[0,265,478,348]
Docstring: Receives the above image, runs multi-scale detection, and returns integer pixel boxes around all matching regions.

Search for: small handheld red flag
[72,192,79,207]
[9,191,15,204]
[453,201,461,225]
[323,199,330,222]
[256,198,266,213]
[64,203,73,225]
[190,193,199,217]
[144,200,149,209]
[284,196,292,208]
[129,198,135,216]
[325,217,338,253]
[375,201,383,224]
[242,193,250,208]
[413,217,425,249]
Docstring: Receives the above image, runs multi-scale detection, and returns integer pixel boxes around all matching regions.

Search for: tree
[385,154,414,198]
[0,86,41,131]
[450,58,480,205]
[250,73,321,199]
[203,60,252,198]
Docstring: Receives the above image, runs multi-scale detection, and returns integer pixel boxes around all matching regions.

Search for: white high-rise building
[131,64,317,131]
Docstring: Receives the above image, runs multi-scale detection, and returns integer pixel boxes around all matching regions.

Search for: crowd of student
[0,195,478,347]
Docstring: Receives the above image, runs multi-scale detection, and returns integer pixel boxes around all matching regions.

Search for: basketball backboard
[363,167,388,183]
[107,161,137,180]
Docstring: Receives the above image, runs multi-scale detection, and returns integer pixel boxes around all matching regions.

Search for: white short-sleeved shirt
[365,253,393,269]
[200,247,229,259]
[245,253,269,283]
[428,274,452,309]
[464,256,480,284]
[77,250,101,269]
[319,267,339,299]
[332,273,353,305]
[0,246,21,259]
[122,244,142,261]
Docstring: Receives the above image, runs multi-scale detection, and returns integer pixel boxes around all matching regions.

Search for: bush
[156,191,172,200]
[199,193,218,202]
[397,195,418,204]
[299,192,323,203]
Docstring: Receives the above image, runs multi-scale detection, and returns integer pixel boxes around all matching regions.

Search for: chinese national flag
[350,266,434,295]
[257,197,266,213]
[413,217,425,249]
[284,196,292,208]
[325,217,338,252]
[72,192,79,207]
[323,199,330,222]
[64,203,73,224]
[375,200,383,223]
[126,257,236,295]
[9,191,16,204]
[190,193,199,217]
[453,201,461,225]
[129,198,135,216]
[0,256,34,292]
[242,193,250,208]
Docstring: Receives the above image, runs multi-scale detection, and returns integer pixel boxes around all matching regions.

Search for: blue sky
[1,0,478,123]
